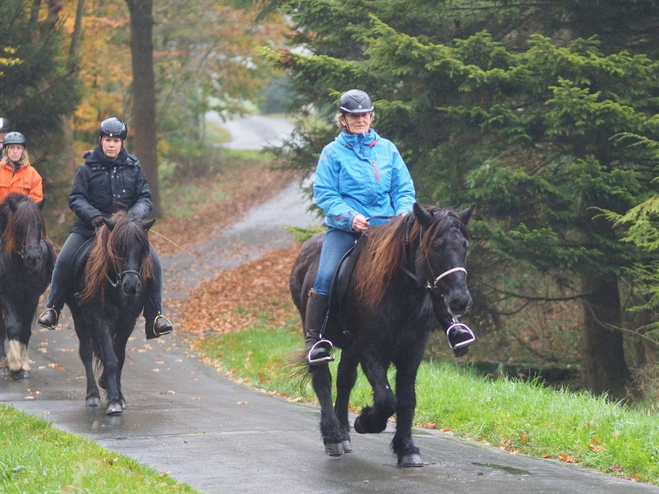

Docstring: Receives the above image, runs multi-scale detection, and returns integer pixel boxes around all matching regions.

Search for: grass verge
[0,405,198,493]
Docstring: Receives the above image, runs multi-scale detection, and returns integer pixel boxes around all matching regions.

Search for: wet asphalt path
[3,117,659,493]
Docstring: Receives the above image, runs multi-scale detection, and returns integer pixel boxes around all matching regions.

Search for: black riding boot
[38,233,87,330]
[445,318,475,357]
[435,306,475,357]
[144,245,173,339]
[304,289,333,365]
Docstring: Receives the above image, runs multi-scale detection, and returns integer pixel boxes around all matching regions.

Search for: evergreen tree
[0,1,80,180]
[268,0,659,396]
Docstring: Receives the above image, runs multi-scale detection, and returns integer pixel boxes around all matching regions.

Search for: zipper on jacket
[372,160,379,180]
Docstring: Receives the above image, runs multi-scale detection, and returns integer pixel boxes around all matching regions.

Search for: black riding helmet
[338,89,374,114]
[0,118,11,132]
[3,131,26,147]
[98,117,128,141]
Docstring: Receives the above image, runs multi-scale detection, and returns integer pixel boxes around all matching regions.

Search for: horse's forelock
[2,196,44,254]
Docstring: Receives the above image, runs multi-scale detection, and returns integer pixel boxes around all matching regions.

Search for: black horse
[66,211,155,415]
[0,193,55,379]
[290,203,474,466]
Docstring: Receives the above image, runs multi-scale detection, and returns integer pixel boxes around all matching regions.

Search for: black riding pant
[44,232,163,321]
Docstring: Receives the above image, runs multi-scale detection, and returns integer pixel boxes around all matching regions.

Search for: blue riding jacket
[314,129,416,232]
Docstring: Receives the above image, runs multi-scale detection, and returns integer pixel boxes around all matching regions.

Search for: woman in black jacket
[38,117,172,339]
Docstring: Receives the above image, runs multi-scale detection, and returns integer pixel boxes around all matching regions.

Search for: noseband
[427,266,467,291]
[106,269,140,289]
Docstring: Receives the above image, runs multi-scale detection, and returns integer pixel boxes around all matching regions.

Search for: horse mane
[81,211,154,303]
[0,193,51,255]
[355,207,469,307]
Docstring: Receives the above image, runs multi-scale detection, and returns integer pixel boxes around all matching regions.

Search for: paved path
[3,116,659,493]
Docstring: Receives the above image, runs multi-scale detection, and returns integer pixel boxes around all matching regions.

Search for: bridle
[426,266,467,292]
[106,268,140,289]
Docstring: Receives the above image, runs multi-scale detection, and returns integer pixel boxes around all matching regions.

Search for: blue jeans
[313,227,360,296]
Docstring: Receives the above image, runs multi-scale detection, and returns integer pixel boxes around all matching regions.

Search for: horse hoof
[353,416,365,434]
[20,369,30,379]
[0,367,7,377]
[10,370,25,380]
[106,402,123,415]
[343,440,353,453]
[398,453,423,467]
[86,397,100,408]
[324,442,344,457]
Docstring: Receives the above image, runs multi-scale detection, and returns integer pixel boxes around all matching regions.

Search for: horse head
[413,203,474,318]
[82,212,155,302]
[1,193,47,272]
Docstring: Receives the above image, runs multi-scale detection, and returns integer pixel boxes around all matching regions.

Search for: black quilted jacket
[68,145,153,237]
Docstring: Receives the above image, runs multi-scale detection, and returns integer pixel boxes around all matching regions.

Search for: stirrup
[307,339,335,365]
[37,308,59,330]
[446,319,475,350]
[152,314,173,337]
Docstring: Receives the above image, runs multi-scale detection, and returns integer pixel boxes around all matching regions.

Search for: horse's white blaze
[7,339,26,371]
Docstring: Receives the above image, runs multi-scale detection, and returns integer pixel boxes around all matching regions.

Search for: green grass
[192,324,659,485]
[0,405,198,494]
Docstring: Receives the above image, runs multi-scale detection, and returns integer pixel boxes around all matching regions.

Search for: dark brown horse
[290,203,474,466]
[0,193,55,379]
[66,211,155,415]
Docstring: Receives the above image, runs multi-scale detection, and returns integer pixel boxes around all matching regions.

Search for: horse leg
[310,364,344,457]
[95,323,123,415]
[77,326,100,408]
[0,315,7,377]
[4,305,27,380]
[112,329,131,408]
[335,348,359,453]
[392,354,424,467]
[354,356,396,434]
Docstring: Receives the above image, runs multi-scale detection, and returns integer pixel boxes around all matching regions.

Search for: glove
[91,216,105,228]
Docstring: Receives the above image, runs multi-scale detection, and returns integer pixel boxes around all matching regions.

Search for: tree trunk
[579,271,630,398]
[126,0,162,217]
[69,0,85,63]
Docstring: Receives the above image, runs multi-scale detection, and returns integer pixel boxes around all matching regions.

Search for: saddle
[71,238,94,297]
[326,235,366,339]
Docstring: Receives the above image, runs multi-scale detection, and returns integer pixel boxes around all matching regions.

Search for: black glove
[91,216,105,228]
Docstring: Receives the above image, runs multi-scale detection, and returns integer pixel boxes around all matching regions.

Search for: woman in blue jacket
[305,89,416,365]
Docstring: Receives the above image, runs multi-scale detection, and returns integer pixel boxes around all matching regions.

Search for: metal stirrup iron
[307,339,335,365]
[446,318,476,350]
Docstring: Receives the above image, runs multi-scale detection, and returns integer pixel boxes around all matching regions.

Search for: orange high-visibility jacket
[0,162,43,203]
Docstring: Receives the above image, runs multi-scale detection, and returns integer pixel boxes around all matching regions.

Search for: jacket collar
[337,129,378,149]
[86,145,129,167]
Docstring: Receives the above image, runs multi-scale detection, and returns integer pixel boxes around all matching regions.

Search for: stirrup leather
[307,339,335,365]
[446,318,475,350]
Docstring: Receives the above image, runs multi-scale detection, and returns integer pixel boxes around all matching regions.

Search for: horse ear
[103,217,116,231]
[142,218,156,231]
[458,204,476,225]
[413,202,434,228]
[6,196,18,212]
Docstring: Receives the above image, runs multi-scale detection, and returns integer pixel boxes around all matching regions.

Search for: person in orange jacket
[0,131,43,204]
